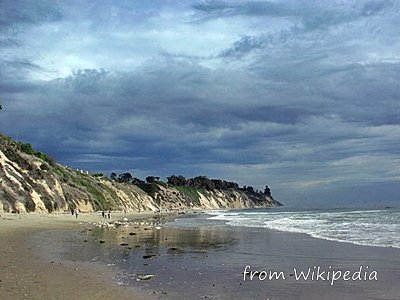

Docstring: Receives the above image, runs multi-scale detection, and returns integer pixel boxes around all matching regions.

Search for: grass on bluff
[175,186,207,206]
[51,164,112,210]
[74,173,113,210]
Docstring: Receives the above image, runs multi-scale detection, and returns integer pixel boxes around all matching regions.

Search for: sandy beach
[0,212,162,300]
[1,211,400,300]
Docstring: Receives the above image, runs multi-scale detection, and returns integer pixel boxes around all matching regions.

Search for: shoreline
[1,211,400,299]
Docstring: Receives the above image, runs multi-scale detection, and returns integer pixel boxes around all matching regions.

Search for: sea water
[168,207,400,249]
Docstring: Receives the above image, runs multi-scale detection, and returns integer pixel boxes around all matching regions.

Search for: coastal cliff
[0,134,281,213]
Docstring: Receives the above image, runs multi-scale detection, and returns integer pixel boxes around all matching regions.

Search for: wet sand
[1,212,400,299]
[0,211,162,300]
[54,218,400,300]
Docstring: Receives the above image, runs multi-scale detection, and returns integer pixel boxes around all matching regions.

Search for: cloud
[0,38,22,47]
[0,0,63,29]
[193,0,291,17]
[213,0,398,60]
[219,35,265,59]
[193,0,394,26]
[0,0,399,206]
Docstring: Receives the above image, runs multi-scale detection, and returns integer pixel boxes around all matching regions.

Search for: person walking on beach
[75,208,79,219]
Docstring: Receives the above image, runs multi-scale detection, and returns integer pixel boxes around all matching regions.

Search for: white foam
[206,208,400,249]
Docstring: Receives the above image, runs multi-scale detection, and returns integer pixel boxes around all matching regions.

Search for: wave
[206,208,400,249]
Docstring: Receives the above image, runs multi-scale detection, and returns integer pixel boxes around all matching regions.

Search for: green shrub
[136,182,160,197]
[92,173,104,177]
[34,151,48,161]
[20,143,35,155]
[175,186,204,206]
[155,180,168,188]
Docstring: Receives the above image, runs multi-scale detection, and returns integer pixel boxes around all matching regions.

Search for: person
[102,210,105,218]
[75,208,79,219]
[71,208,74,216]
[107,210,111,219]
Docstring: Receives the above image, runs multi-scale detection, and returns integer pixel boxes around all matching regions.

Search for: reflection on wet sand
[49,214,400,300]
[66,215,239,296]
[91,223,237,253]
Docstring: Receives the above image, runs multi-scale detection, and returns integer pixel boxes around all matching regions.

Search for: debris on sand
[136,274,156,281]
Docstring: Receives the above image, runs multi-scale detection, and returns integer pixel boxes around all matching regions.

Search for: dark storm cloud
[3,60,397,168]
[1,61,313,168]
[0,0,399,206]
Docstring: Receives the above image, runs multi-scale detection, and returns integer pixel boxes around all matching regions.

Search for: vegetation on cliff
[0,133,281,213]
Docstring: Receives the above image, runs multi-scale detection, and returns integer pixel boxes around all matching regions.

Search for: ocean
[168,207,400,249]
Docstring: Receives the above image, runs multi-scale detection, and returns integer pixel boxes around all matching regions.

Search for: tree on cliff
[264,185,271,197]
[118,172,133,183]
[187,176,212,189]
[146,176,160,183]
[167,175,187,186]
[110,172,117,181]
[246,186,255,193]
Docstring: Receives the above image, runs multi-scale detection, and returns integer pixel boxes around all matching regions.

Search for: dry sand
[0,212,157,300]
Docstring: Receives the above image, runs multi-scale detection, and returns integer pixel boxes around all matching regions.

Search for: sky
[1,0,399,207]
